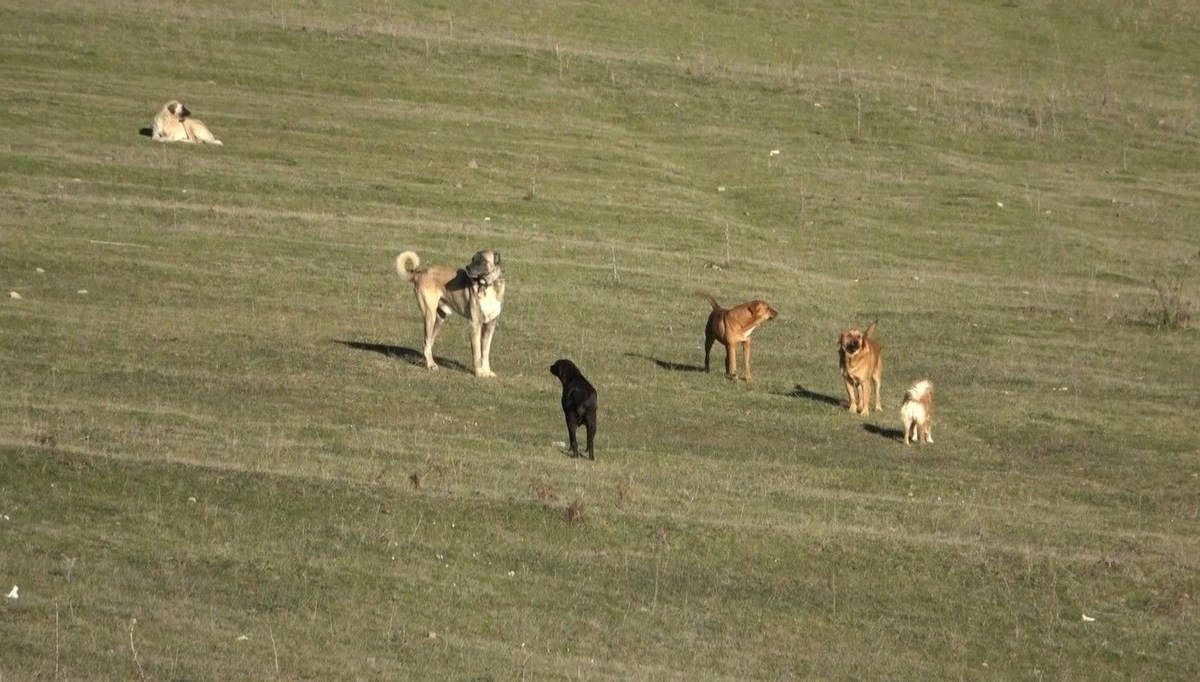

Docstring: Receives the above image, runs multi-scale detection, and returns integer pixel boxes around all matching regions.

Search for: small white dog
[152,100,222,145]
[900,379,933,445]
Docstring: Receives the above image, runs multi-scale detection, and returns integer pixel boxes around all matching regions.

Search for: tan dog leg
[470,320,497,378]
[479,322,497,377]
[742,341,753,382]
[422,307,446,370]
[844,379,858,414]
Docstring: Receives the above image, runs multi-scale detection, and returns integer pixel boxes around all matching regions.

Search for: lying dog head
[550,358,580,383]
[162,100,191,120]
[839,319,878,356]
[464,249,502,284]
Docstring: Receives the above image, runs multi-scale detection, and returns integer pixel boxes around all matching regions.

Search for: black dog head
[550,358,579,382]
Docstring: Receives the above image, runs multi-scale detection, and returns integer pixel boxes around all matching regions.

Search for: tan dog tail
[864,319,879,339]
[694,290,721,310]
[396,251,421,281]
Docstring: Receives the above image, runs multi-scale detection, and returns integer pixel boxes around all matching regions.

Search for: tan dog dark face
[839,329,865,356]
[838,319,882,416]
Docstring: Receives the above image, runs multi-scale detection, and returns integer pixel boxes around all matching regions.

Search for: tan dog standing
[696,291,778,381]
[838,319,882,415]
[153,100,223,145]
[396,250,505,378]
[900,379,933,445]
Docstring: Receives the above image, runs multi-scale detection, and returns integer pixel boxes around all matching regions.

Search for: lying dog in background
[152,100,223,145]
[396,250,505,378]
[838,319,882,415]
[550,359,598,460]
[900,379,934,445]
[696,291,778,381]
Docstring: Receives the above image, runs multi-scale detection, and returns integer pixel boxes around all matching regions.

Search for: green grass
[2,0,1198,679]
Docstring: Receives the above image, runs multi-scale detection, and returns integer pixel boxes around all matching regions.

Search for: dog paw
[475,369,497,378]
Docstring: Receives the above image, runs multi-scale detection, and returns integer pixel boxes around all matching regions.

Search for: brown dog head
[839,319,878,356]
[748,300,779,323]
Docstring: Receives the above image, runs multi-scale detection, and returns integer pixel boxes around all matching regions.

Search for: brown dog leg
[724,342,737,380]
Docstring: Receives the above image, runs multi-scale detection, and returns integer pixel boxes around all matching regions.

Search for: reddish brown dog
[696,291,778,381]
[838,319,882,415]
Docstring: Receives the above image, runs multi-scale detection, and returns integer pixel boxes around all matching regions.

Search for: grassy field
[2,0,1198,678]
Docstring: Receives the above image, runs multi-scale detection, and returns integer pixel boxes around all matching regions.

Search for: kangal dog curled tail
[900,379,934,445]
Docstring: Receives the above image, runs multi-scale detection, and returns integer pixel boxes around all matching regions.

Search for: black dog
[549,359,598,460]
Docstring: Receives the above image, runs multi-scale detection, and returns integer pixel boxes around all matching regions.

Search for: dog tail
[396,251,421,281]
[694,290,721,310]
[864,318,879,339]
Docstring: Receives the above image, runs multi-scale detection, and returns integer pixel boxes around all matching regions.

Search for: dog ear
[493,251,501,266]
[167,102,178,115]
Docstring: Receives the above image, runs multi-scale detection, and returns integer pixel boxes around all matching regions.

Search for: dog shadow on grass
[623,353,705,373]
[782,384,844,407]
[863,423,905,442]
[333,340,469,373]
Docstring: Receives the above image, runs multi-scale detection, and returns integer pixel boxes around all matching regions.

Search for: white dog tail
[396,251,421,281]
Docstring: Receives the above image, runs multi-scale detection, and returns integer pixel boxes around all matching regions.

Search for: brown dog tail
[396,251,421,281]
[864,318,879,339]
[694,290,721,310]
